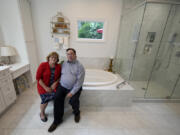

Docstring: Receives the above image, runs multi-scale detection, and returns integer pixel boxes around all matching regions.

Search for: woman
[36,52,61,122]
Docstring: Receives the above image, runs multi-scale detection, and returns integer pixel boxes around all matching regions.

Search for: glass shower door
[129,3,171,98]
[145,4,180,98]
[114,4,145,80]
[172,75,180,98]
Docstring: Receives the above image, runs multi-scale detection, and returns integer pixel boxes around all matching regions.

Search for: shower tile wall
[59,57,110,70]
[79,57,110,70]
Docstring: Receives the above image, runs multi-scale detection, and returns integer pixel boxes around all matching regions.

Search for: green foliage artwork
[78,21,104,39]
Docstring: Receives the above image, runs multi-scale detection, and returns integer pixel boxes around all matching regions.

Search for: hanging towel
[54,42,60,49]
[54,37,61,49]
[58,37,64,44]
[54,36,63,44]
[63,36,69,49]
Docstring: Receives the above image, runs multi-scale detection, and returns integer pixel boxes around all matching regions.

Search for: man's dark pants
[53,84,82,125]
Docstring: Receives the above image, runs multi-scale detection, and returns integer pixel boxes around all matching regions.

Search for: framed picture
[76,19,107,42]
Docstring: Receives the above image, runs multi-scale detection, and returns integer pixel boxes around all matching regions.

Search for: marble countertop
[8,62,30,72]
[0,65,10,71]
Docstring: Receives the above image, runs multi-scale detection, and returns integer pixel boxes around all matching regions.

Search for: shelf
[50,21,70,24]
[53,28,70,30]
[52,33,70,37]
[51,12,70,38]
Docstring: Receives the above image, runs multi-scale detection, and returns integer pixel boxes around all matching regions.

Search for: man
[48,48,85,132]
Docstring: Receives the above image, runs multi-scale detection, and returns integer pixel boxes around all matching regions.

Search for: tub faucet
[108,58,113,72]
[116,81,126,89]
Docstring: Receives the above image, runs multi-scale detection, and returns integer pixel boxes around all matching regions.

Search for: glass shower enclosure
[114,0,180,99]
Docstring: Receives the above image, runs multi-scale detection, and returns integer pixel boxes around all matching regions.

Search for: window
[76,19,106,42]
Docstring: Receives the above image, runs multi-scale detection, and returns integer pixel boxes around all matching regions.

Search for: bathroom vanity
[0,66,16,115]
[0,63,30,115]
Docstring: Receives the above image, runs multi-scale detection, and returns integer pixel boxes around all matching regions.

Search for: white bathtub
[83,69,128,90]
[81,69,134,106]
[83,69,119,86]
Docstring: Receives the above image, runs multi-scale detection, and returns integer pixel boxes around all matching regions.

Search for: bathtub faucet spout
[116,81,126,89]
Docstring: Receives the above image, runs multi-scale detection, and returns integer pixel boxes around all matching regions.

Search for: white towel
[63,37,69,49]
[54,37,61,49]
[54,43,60,49]
[58,37,64,44]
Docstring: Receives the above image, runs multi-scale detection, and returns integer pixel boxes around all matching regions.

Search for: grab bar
[116,81,126,89]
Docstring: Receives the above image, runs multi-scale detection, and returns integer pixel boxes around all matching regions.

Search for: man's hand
[66,92,73,98]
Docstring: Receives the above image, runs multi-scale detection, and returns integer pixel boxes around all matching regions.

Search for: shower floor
[130,81,171,98]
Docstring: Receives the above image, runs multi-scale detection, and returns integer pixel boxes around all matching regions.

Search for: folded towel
[63,36,69,49]
[54,43,60,49]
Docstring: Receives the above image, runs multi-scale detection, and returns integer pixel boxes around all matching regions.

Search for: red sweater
[36,62,61,95]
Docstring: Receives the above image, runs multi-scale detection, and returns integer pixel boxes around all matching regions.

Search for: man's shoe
[48,123,58,132]
[48,120,63,132]
[74,114,80,123]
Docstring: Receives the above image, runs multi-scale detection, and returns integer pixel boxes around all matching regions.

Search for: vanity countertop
[0,63,30,79]
[0,65,10,71]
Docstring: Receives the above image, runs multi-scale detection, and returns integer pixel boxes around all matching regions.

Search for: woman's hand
[45,87,53,93]
[39,79,53,93]
[50,81,57,90]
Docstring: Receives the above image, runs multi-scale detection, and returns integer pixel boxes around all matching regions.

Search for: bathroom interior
[0,0,180,134]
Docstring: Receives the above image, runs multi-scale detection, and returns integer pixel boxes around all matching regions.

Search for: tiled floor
[0,84,180,135]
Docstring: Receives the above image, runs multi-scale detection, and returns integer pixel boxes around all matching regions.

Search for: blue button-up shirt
[60,60,85,95]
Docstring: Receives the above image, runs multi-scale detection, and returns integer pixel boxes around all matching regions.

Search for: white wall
[0,24,4,46]
[0,0,28,63]
[30,0,123,62]
[18,0,39,82]
[0,0,39,82]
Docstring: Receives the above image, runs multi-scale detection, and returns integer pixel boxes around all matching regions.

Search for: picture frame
[76,19,107,42]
